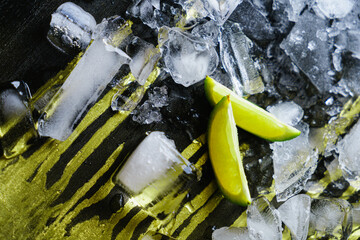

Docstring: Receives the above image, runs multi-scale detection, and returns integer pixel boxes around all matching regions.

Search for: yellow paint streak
[180,134,205,160]
[161,180,218,236]
[116,210,149,240]
[230,211,247,228]
[177,192,224,239]
[39,144,124,238]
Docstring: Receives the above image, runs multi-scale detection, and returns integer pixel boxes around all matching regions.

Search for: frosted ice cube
[312,0,355,19]
[273,0,307,22]
[278,194,311,240]
[346,30,360,59]
[337,119,360,181]
[212,227,250,240]
[247,197,282,240]
[280,11,332,93]
[270,122,318,201]
[220,22,264,95]
[159,27,218,87]
[115,131,194,194]
[47,2,96,54]
[201,0,241,25]
[308,198,353,239]
[127,37,161,85]
[38,37,130,141]
[267,101,304,126]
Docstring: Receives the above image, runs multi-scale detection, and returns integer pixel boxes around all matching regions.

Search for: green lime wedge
[204,76,301,141]
[208,95,251,206]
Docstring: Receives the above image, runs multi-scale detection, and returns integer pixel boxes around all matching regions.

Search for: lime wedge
[208,95,251,206]
[204,76,301,141]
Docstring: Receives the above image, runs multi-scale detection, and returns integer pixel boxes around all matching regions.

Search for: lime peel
[208,95,251,206]
[204,76,301,142]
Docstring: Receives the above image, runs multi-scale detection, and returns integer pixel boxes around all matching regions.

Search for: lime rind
[208,95,251,206]
[204,76,301,142]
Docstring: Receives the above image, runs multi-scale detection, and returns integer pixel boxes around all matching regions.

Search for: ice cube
[247,197,282,240]
[312,0,355,19]
[346,30,360,59]
[201,0,240,25]
[115,131,194,194]
[308,198,353,239]
[212,227,250,240]
[127,37,161,85]
[0,84,37,158]
[280,11,332,93]
[38,23,131,140]
[337,119,360,181]
[278,194,311,240]
[47,2,96,54]
[228,0,276,43]
[273,0,307,22]
[220,22,264,95]
[341,57,360,96]
[159,27,218,87]
[270,122,318,201]
[267,101,304,126]
[191,20,220,46]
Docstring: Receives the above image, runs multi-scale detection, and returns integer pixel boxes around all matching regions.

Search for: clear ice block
[115,131,199,218]
[201,0,240,25]
[278,194,311,240]
[247,197,282,240]
[47,2,96,54]
[273,0,307,22]
[337,119,360,181]
[159,27,218,87]
[38,22,131,141]
[280,11,332,93]
[220,22,264,95]
[270,122,318,202]
[127,37,161,85]
[308,198,353,239]
[212,227,250,240]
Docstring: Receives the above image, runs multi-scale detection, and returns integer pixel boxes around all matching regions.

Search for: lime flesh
[204,76,301,142]
[208,95,251,206]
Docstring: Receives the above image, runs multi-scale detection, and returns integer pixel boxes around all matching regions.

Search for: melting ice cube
[270,122,318,202]
[247,197,282,240]
[280,11,332,93]
[38,21,131,141]
[278,194,311,240]
[159,27,218,87]
[212,227,249,240]
[0,85,36,158]
[308,198,353,239]
[47,2,96,54]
